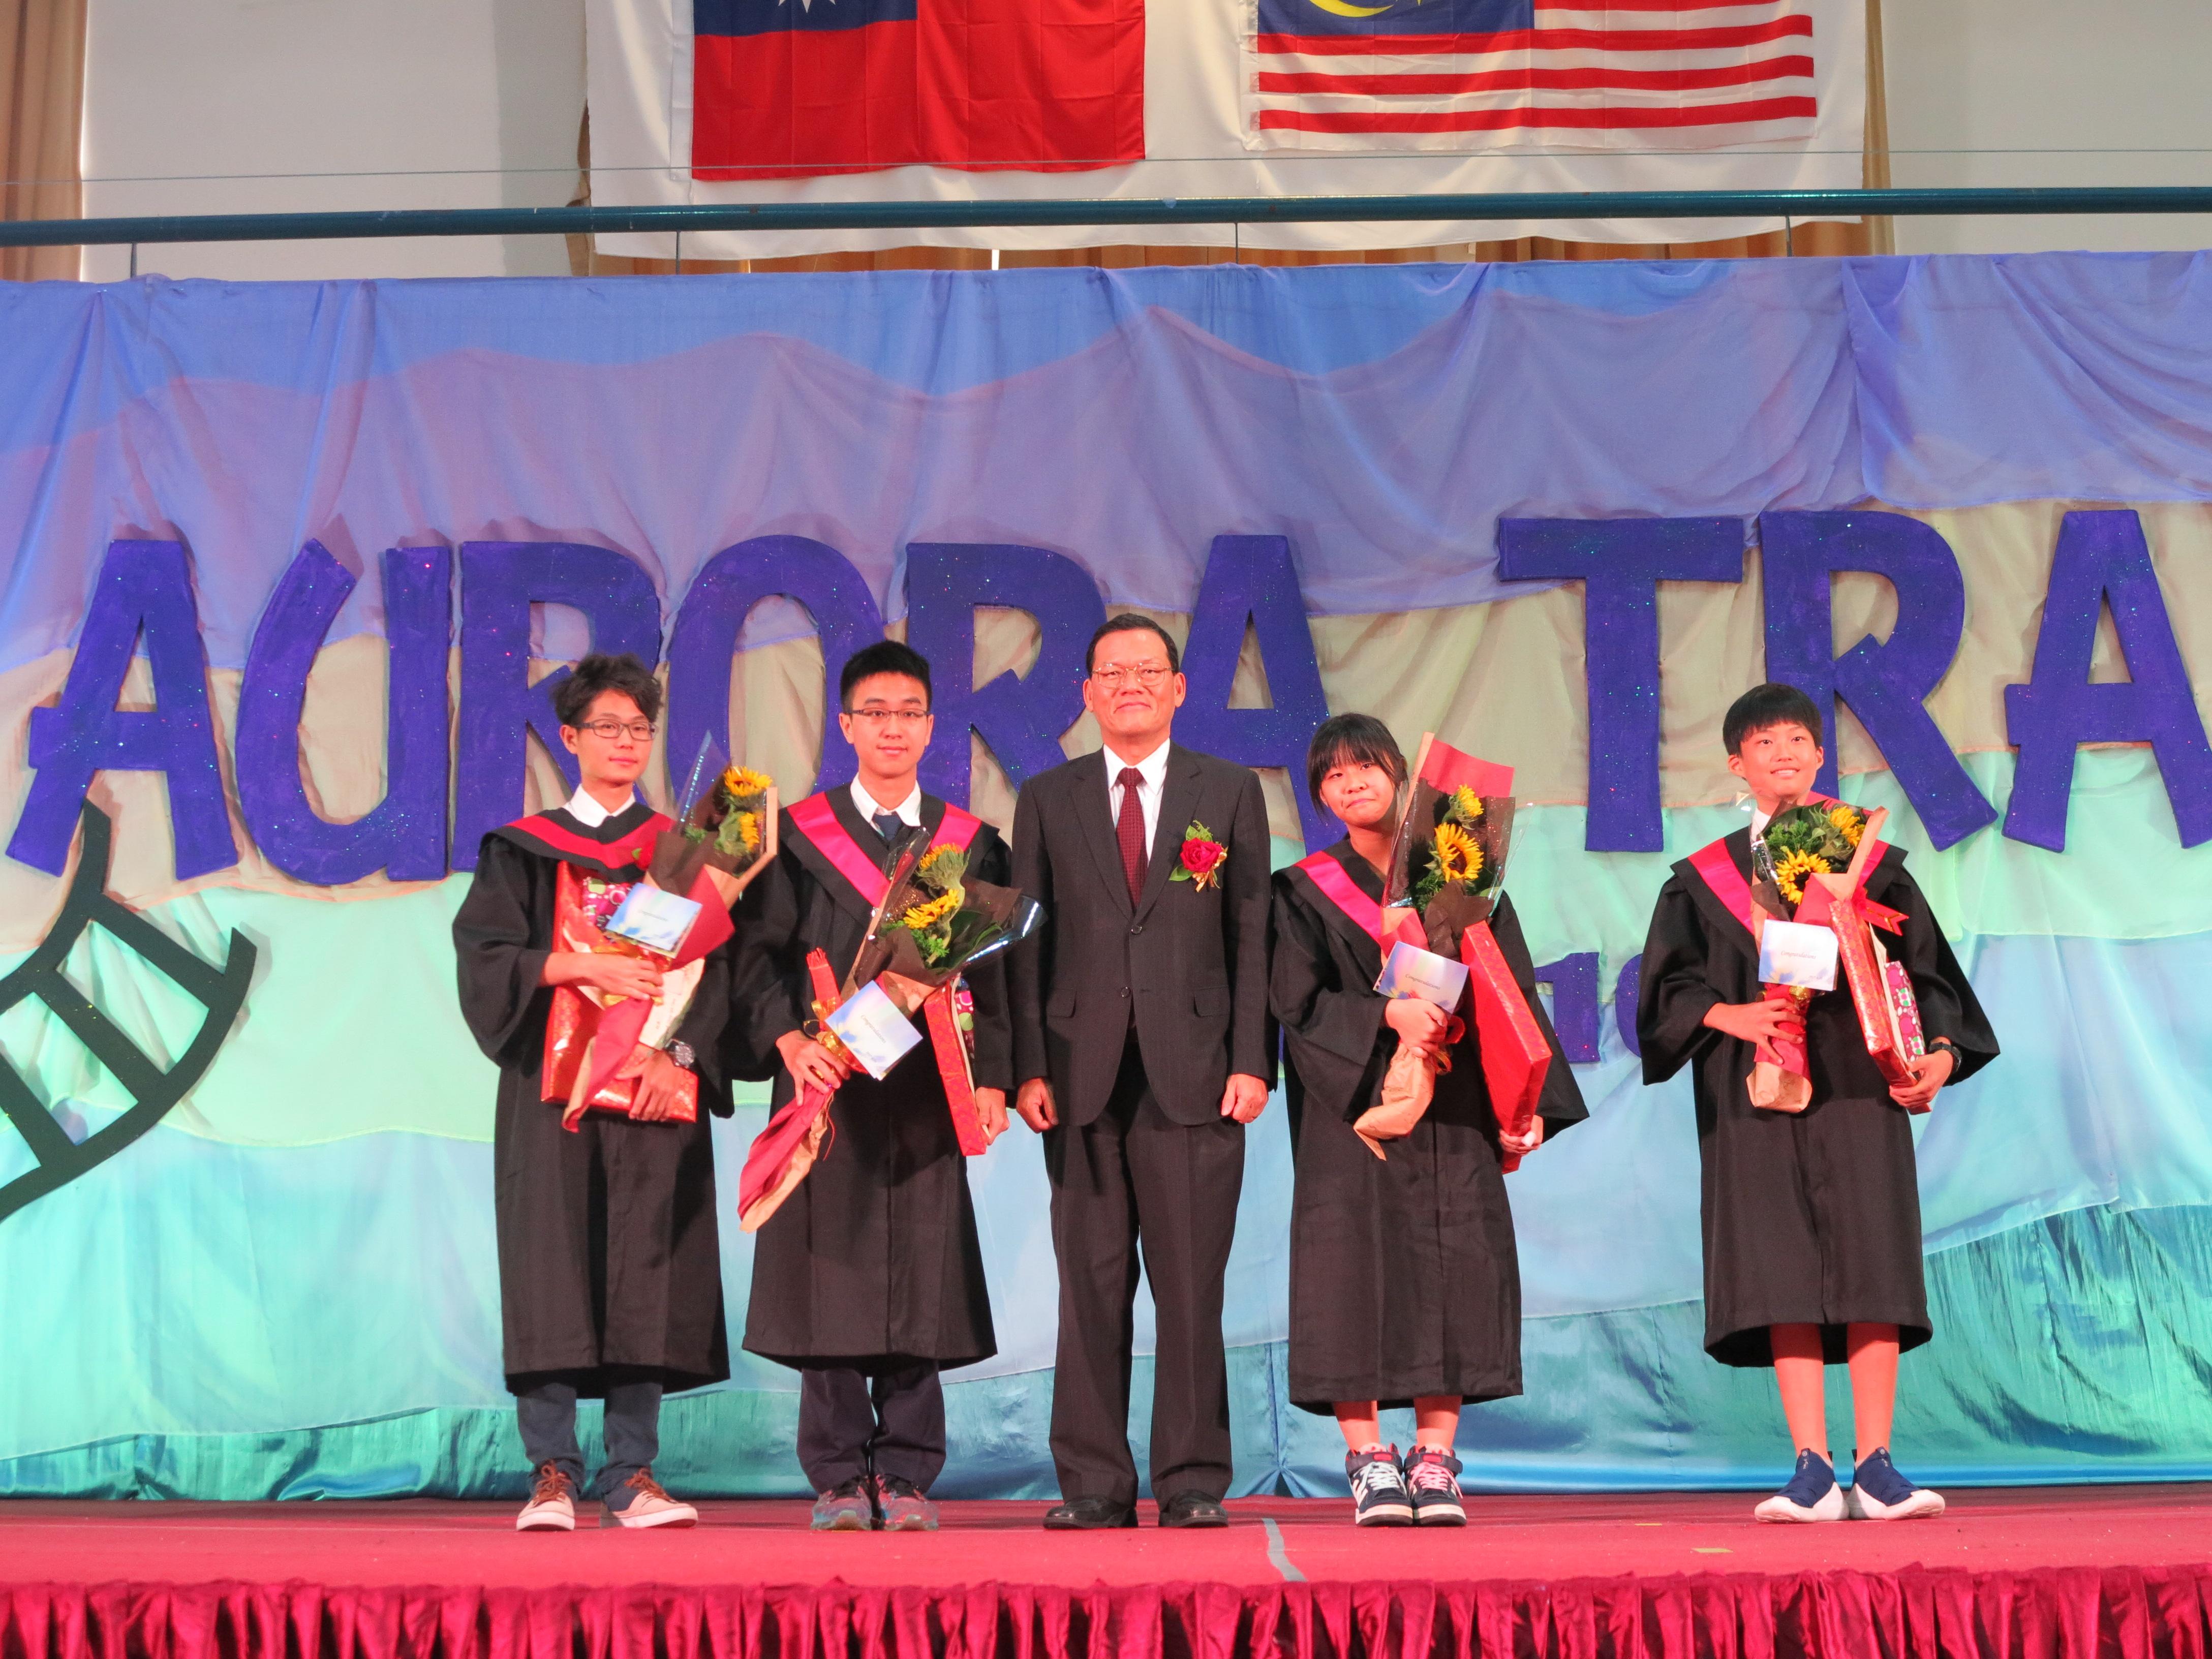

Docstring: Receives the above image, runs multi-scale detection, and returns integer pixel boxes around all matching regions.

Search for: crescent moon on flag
[1306,0,1394,14]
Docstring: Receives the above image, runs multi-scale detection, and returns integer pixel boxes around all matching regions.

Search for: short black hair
[1085,613,1181,677]
[839,639,932,710]
[554,653,662,727]
[1306,713,1406,809]
[1723,682,1824,754]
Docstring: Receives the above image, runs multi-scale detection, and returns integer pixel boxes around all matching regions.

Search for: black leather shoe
[1159,1491,1230,1528]
[1043,1496,1138,1530]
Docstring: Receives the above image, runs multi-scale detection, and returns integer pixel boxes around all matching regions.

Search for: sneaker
[1846,1448,1946,1521]
[811,1475,877,1531]
[1404,1446,1467,1527]
[515,1462,577,1532]
[1754,1450,1847,1523]
[875,1474,940,1532]
[605,1466,699,1529]
[1346,1445,1413,1527]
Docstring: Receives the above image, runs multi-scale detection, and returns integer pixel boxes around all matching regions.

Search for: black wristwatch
[662,1039,696,1071]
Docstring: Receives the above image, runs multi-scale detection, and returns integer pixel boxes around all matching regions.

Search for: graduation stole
[1291,850,1422,951]
[496,809,668,878]
[783,791,993,1155]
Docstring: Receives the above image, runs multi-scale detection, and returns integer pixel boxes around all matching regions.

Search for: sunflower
[1452,785,1485,822]
[721,765,773,800]
[736,811,761,853]
[1433,820,1485,886]
[901,889,961,931]
[917,844,968,886]
[1773,848,1829,907]
[1828,804,1864,847]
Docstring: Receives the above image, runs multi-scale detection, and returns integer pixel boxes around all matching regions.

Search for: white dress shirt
[1101,738,1171,854]
[563,785,638,827]
[851,779,924,831]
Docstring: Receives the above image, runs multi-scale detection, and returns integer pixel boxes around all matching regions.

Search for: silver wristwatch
[662,1038,696,1071]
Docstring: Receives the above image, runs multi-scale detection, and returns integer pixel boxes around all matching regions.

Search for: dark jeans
[515,1376,664,1509]
[797,1362,946,1492]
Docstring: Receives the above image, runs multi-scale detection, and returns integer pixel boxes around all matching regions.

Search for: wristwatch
[662,1038,696,1071]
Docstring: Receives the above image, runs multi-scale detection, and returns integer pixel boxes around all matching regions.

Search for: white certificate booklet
[1373,940,1471,1010]
[605,883,701,955]
[823,979,926,1080]
[1757,919,1840,991]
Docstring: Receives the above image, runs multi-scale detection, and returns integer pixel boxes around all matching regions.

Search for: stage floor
[3,1485,2208,1590]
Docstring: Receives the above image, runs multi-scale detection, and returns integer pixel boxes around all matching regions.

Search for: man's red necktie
[1116,766,1148,904]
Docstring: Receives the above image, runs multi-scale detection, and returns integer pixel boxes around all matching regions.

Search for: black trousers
[1043,1039,1246,1506]
[797,1362,946,1491]
[515,1375,663,1508]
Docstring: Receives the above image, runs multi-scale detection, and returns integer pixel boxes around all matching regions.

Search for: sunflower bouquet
[851,836,1038,994]
[1384,740,1517,956]
[1754,800,1869,911]
[649,746,777,900]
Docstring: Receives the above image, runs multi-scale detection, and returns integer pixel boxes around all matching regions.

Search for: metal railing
[3,187,2212,249]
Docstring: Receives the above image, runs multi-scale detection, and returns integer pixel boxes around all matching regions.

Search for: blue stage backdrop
[1,254,2210,1499]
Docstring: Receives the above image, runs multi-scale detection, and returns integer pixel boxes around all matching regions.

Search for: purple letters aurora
[16,508,2209,1070]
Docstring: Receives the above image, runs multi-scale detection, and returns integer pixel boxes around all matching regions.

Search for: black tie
[873,810,903,846]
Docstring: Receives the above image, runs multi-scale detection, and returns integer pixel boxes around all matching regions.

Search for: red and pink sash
[1292,850,1424,951]
[786,792,982,906]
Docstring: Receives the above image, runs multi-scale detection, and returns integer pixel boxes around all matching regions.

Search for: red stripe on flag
[1255,95,1817,132]
[1257,55,1811,96]
[693,3,1144,180]
[1253,18,1812,55]
[1533,0,1799,9]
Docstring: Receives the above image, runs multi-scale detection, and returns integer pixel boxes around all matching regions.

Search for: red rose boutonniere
[1172,821,1226,892]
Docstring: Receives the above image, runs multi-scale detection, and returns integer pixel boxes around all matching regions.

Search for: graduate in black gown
[1272,715,1586,1527]
[451,653,733,1533]
[730,640,1010,1533]
[1638,683,1996,1524]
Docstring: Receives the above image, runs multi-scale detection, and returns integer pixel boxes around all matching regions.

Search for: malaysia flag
[692,0,1146,179]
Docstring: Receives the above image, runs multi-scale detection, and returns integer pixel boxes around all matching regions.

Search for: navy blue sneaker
[1753,1450,1846,1523]
[1404,1446,1467,1527]
[1847,1448,1945,1520]
[1346,1445,1412,1526]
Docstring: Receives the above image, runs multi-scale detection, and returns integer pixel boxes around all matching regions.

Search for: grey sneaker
[811,1476,876,1531]
[874,1474,940,1531]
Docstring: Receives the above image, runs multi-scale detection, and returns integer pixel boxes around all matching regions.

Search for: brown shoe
[606,1466,698,1529]
[516,1463,577,1532]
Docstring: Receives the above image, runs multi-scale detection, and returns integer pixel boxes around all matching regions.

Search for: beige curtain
[1,0,86,282]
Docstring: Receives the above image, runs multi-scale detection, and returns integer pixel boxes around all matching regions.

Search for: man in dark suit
[1009,614,1273,1529]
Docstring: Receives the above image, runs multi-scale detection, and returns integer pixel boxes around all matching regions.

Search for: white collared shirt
[563,785,638,827]
[851,779,924,832]
[1101,738,1171,853]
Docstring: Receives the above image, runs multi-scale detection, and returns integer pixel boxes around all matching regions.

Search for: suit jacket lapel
[1072,751,1135,917]
[1133,747,1204,923]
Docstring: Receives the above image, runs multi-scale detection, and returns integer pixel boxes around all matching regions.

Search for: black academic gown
[452,802,735,1396]
[1271,844,1588,1415]
[730,790,1008,1372]
[1637,829,1998,1368]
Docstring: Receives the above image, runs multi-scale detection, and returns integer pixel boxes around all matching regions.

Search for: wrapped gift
[1461,921,1553,1172]
[1797,863,1922,1096]
[543,860,704,1128]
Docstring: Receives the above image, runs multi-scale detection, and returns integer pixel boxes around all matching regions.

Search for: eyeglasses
[843,708,930,726]
[1089,665,1174,689]
[575,719,655,741]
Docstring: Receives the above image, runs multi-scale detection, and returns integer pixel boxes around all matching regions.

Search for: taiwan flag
[692,0,1146,179]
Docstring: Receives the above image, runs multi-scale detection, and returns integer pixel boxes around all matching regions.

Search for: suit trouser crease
[1047,1043,1244,1505]
[797,1362,947,1491]
[515,1378,664,1506]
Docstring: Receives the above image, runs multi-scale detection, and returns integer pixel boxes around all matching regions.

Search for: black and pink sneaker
[1346,1445,1412,1526]
[1404,1446,1467,1526]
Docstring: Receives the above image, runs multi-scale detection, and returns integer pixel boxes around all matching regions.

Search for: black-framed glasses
[1089,665,1174,689]
[575,718,655,741]
[843,708,930,726]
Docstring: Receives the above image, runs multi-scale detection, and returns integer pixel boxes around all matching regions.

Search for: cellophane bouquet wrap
[651,748,777,905]
[544,862,709,1128]
[1364,737,1552,1169]
[851,832,1043,1157]
[1782,803,1929,1104]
